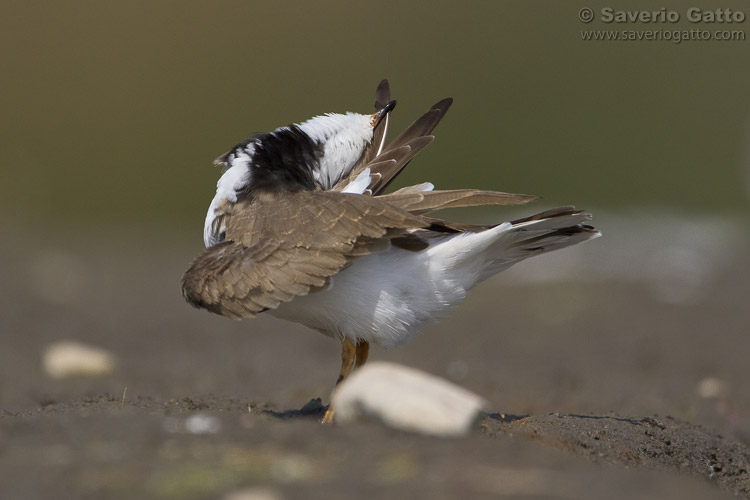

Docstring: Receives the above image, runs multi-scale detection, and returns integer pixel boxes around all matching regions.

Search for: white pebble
[223,487,284,500]
[333,362,487,437]
[697,377,727,399]
[43,341,116,379]
[163,414,222,435]
[185,413,222,434]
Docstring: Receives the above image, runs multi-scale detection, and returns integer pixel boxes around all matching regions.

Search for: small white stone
[333,362,487,437]
[697,377,727,399]
[223,487,284,500]
[43,340,116,379]
[163,414,222,435]
[184,414,221,434]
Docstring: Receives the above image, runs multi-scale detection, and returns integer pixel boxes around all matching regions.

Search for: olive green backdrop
[1,0,748,234]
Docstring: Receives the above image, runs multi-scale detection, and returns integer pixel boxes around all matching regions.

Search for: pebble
[333,361,487,437]
[697,377,727,399]
[162,413,222,435]
[42,340,116,379]
[223,487,284,500]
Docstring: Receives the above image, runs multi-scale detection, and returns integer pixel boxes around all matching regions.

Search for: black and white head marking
[240,125,323,195]
[204,111,381,248]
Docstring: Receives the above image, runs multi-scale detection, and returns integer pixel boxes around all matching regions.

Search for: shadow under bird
[181,80,600,422]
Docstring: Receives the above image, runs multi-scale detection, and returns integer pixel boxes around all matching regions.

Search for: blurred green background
[1,0,748,235]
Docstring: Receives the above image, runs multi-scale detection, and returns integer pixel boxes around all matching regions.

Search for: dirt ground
[1,224,749,499]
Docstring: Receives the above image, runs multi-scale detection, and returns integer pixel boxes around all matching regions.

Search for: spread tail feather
[480,207,600,281]
[427,207,600,287]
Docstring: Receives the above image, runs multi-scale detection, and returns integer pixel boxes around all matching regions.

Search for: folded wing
[181,191,428,319]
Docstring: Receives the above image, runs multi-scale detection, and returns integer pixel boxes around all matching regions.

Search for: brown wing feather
[378,189,538,215]
[333,97,452,194]
[181,240,342,318]
[181,191,427,319]
[509,205,578,224]
[370,98,452,194]
[332,137,435,193]
[382,98,452,153]
[366,137,435,193]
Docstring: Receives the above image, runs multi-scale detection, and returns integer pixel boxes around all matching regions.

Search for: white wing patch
[414,182,435,192]
[340,168,372,194]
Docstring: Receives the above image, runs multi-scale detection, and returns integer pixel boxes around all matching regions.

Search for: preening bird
[181,80,600,422]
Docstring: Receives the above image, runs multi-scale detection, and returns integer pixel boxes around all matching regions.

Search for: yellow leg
[321,337,356,423]
[355,341,369,368]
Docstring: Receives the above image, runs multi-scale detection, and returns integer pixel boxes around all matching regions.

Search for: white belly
[269,227,512,348]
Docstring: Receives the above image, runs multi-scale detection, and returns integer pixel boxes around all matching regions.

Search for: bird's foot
[321,406,335,424]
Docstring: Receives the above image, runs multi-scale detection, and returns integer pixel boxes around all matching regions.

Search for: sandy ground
[1,221,749,499]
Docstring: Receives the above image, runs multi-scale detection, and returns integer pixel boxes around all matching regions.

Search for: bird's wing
[181,191,427,319]
[377,189,538,215]
[333,94,453,195]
